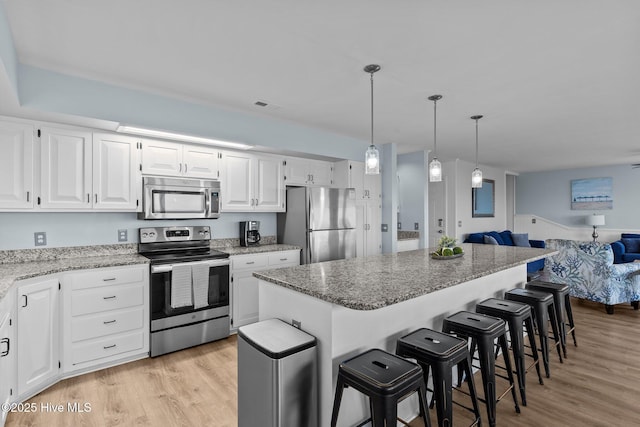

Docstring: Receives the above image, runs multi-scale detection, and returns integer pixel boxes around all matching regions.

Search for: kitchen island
[254,243,556,426]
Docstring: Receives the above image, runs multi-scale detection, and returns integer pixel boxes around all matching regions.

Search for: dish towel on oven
[191,263,211,309]
[170,264,193,308]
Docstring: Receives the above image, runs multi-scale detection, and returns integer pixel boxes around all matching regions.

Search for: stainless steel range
[139,226,230,357]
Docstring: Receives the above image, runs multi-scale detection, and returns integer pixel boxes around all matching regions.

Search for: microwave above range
[139,176,220,220]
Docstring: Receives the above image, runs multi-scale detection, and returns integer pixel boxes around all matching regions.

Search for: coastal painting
[571,177,613,210]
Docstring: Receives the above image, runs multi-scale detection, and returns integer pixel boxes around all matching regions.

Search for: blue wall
[398,151,427,232]
[0,3,18,96]
[0,211,276,250]
[516,164,640,228]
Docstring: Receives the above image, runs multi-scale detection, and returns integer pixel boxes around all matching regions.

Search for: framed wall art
[571,177,613,210]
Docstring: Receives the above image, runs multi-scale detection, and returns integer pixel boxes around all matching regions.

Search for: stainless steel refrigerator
[278,187,356,264]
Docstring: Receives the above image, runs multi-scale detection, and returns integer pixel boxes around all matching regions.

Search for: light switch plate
[397,222,402,230]
[118,229,128,242]
[34,232,47,246]
[414,222,419,230]
[381,224,388,232]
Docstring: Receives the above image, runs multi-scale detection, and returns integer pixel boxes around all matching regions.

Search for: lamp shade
[586,214,605,226]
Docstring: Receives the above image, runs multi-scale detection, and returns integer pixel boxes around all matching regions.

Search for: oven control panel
[139,226,210,243]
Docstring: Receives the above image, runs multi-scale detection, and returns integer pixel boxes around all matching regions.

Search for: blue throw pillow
[484,235,499,245]
[621,238,640,253]
[512,233,531,247]
[499,231,514,246]
[465,233,485,244]
[486,231,505,245]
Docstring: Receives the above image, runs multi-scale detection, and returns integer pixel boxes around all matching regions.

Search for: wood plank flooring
[7,298,640,427]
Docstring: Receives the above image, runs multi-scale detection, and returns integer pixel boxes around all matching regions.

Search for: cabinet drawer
[71,330,145,366]
[268,251,300,267]
[71,283,144,316]
[67,266,146,291]
[232,254,268,271]
[71,307,144,342]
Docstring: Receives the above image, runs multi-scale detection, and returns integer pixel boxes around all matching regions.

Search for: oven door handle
[151,259,230,274]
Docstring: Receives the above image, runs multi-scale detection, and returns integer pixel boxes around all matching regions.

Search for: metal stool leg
[565,294,577,347]
[524,315,544,385]
[548,302,563,363]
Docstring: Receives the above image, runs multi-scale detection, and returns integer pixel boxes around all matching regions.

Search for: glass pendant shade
[429,158,442,182]
[365,144,380,174]
[471,167,483,188]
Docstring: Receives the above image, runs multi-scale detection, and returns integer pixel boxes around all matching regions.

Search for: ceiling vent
[254,101,268,107]
[254,100,281,110]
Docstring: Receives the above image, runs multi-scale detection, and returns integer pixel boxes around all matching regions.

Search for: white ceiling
[4,0,640,172]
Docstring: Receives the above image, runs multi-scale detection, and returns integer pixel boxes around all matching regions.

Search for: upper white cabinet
[333,160,381,200]
[284,157,333,186]
[141,139,220,179]
[220,151,285,212]
[0,121,34,210]
[93,133,140,210]
[16,276,60,400]
[40,128,141,211]
[40,127,93,209]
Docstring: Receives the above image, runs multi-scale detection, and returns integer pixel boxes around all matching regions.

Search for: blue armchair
[463,230,545,274]
[543,239,640,314]
[610,233,640,264]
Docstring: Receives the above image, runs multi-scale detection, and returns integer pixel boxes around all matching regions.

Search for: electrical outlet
[34,232,47,246]
[458,221,463,227]
[414,222,419,230]
[292,319,301,329]
[381,224,388,232]
[532,218,537,224]
[118,229,128,242]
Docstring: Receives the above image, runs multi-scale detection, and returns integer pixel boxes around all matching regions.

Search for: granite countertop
[0,253,149,300]
[254,243,557,311]
[217,244,301,256]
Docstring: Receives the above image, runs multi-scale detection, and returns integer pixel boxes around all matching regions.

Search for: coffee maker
[239,221,261,247]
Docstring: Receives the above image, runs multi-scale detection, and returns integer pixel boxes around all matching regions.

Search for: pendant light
[428,94,443,182]
[471,115,484,188]
[364,64,381,175]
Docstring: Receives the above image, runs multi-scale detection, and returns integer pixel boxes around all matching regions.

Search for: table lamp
[585,214,605,242]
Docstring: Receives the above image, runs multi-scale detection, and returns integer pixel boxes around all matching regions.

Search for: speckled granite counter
[216,244,300,256]
[0,244,149,301]
[254,243,556,310]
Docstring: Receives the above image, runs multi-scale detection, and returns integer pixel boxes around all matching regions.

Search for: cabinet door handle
[255,198,258,206]
[103,278,116,282]
[103,344,116,350]
[279,258,288,261]
[0,338,9,357]
[87,193,90,203]
[26,191,29,202]
[103,295,117,300]
[185,164,188,173]
[22,295,27,308]
[95,194,98,204]
[245,261,255,265]
[103,320,116,325]
[311,174,314,182]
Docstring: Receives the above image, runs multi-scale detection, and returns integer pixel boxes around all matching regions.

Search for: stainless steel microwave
[139,176,220,220]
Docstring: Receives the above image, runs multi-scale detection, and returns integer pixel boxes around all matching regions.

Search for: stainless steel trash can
[238,318,317,427]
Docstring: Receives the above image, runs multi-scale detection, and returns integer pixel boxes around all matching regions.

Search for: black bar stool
[396,328,482,427]
[476,298,544,406]
[526,280,577,355]
[443,311,520,427]
[505,288,563,378]
[331,348,431,427]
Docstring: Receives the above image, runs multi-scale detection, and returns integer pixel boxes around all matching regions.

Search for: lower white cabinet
[16,276,60,400]
[0,287,15,425]
[231,250,299,329]
[356,200,382,258]
[62,265,149,374]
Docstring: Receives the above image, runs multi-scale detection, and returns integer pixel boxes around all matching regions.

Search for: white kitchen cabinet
[141,139,220,179]
[334,160,381,257]
[40,127,93,209]
[0,288,16,424]
[16,276,60,400]
[62,265,149,375]
[230,250,299,329]
[0,121,34,210]
[284,157,333,186]
[93,133,141,210]
[220,151,285,212]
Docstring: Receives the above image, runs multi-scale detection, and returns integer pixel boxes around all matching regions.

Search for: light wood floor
[7,298,640,427]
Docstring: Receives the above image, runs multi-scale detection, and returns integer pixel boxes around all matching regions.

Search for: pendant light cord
[475,118,479,168]
[433,99,437,157]
[370,72,374,147]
